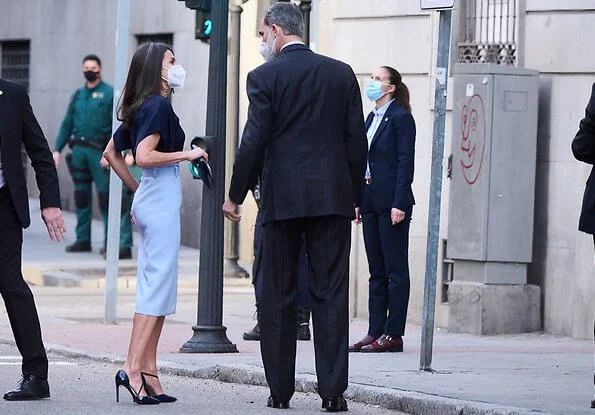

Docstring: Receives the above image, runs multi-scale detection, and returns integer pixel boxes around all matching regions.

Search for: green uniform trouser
[67,145,132,248]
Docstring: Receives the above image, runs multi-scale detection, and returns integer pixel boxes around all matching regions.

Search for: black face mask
[83,71,99,82]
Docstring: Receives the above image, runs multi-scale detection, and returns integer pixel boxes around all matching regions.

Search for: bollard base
[179,325,238,353]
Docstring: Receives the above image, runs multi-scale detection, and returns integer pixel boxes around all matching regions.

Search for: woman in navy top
[103,42,207,405]
[349,66,416,353]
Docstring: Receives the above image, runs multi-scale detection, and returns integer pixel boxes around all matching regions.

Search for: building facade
[2,0,593,339]
[0,0,210,248]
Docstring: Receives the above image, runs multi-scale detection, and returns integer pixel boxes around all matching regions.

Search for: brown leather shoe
[348,335,376,352]
[360,335,403,353]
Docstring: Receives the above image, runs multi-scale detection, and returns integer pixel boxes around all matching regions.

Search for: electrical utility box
[447,63,539,285]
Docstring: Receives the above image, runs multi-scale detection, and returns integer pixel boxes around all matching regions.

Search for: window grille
[458,0,518,66]
[136,33,173,47]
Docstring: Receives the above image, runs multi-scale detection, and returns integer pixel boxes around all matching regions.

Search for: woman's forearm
[135,149,190,168]
[103,140,139,192]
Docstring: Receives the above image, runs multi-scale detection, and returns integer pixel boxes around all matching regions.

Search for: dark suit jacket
[360,100,415,214]
[0,78,61,228]
[229,44,368,224]
[572,83,595,234]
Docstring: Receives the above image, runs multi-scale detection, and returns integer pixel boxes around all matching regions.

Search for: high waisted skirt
[131,165,181,316]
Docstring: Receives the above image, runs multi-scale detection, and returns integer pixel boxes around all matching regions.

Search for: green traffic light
[204,19,213,36]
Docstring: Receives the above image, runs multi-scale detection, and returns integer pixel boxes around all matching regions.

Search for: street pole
[104,0,130,325]
[180,0,238,353]
[223,0,249,279]
[420,8,451,371]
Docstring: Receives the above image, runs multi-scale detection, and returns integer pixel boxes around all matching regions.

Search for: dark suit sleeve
[19,87,61,209]
[344,70,368,207]
[228,70,273,204]
[572,83,595,165]
[392,112,416,210]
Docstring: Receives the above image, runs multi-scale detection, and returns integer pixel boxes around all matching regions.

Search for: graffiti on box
[460,94,486,185]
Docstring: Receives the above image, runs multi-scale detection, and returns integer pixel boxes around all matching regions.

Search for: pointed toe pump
[141,372,177,403]
[115,369,160,405]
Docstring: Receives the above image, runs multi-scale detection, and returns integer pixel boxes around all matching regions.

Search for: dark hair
[382,66,411,113]
[82,54,101,67]
[264,2,304,37]
[118,42,172,128]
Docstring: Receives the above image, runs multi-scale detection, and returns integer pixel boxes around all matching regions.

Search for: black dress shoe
[267,396,289,409]
[322,396,348,412]
[3,374,50,401]
[243,322,260,341]
[66,241,91,253]
[101,247,132,259]
[297,324,311,341]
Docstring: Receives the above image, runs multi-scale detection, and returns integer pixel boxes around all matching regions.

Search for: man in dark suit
[0,78,66,401]
[572,83,595,245]
[222,3,367,411]
[571,82,595,409]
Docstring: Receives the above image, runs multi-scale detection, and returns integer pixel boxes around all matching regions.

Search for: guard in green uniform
[52,54,132,258]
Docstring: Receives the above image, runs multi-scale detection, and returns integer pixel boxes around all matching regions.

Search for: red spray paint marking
[460,94,486,185]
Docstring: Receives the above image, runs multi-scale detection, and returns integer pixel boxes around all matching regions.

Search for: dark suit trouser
[0,188,48,379]
[362,210,411,338]
[253,210,310,311]
[260,215,350,402]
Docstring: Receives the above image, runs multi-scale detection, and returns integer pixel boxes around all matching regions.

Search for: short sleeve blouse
[113,95,185,156]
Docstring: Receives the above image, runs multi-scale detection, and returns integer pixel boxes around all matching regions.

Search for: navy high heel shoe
[141,372,177,403]
[115,369,160,405]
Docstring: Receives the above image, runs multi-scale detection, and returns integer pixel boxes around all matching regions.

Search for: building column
[224,0,249,278]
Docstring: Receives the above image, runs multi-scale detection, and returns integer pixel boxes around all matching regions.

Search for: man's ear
[271,24,283,37]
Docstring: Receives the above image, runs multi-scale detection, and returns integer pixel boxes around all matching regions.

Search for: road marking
[0,356,22,360]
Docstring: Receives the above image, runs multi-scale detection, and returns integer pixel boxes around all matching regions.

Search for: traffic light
[177,0,212,42]
[177,0,210,10]
[195,9,213,42]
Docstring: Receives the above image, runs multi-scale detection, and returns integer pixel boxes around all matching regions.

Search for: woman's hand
[99,156,110,168]
[186,147,208,162]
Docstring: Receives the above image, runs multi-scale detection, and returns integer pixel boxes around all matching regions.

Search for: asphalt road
[0,343,405,415]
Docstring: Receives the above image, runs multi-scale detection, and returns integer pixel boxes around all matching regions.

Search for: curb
[0,337,550,415]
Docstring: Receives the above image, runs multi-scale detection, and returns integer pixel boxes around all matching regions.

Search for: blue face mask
[366,80,386,102]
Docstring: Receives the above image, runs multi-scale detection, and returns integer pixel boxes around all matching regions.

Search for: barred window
[1,40,31,92]
[458,0,518,66]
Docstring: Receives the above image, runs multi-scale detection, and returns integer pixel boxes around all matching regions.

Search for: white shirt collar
[280,41,305,52]
[373,98,395,117]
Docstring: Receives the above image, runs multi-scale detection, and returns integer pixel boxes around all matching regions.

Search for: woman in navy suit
[350,66,416,353]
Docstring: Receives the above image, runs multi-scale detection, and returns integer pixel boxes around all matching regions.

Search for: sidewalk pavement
[1,199,592,415]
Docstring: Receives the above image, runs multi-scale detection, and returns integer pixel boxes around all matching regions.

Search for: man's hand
[124,152,135,166]
[99,156,109,168]
[52,151,60,169]
[391,208,405,225]
[41,207,66,242]
[353,207,361,225]
[222,199,241,222]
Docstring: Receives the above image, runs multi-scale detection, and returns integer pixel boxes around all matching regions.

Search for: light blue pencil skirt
[131,164,181,316]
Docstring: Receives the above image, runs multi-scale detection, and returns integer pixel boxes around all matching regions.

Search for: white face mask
[164,64,186,88]
[259,27,277,62]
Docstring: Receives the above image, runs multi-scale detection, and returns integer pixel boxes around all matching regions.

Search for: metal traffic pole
[180,0,237,353]
[104,0,130,324]
[420,8,452,371]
